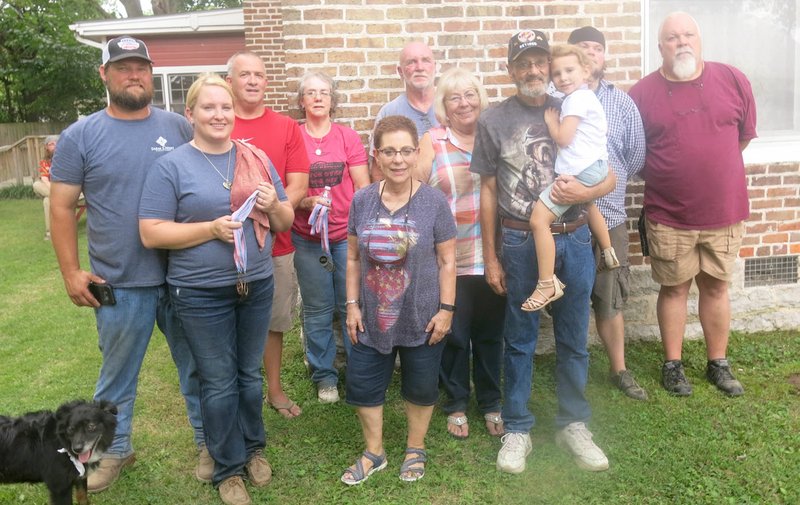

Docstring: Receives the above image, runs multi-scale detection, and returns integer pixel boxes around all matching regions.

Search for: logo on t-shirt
[309,161,345,188]
[151,136,175,152]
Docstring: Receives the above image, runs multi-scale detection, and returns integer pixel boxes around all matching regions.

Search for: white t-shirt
[555,87,608,176]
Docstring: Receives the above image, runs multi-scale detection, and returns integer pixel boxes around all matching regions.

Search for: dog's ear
[55,400,82,420]
[97,400,118,416]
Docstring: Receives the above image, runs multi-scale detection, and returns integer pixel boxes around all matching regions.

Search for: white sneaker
[318,385,340,404]
[496,432,532,474]
[555,422,609,471]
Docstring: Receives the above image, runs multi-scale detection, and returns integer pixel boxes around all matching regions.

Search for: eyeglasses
[377,147,418,159]
[446,90,479,105]
[513,58,549,71]
[303,89,331,98]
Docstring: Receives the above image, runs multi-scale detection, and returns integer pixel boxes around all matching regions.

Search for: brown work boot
[87,454,136,493]
[218,476,251,505]
[245,449,272,487]
[195,445,214,483]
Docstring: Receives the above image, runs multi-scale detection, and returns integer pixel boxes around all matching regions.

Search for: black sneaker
[706,359,744,396]
[610,370,648,401]
[661,360,692,396]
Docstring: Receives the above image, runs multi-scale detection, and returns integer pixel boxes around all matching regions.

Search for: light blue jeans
[170,277,273,486]
[292,233,350,388]
[500,224,594,433]
[93,285,203,457]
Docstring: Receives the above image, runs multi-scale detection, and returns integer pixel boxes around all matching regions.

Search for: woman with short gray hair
[292,70,369,404]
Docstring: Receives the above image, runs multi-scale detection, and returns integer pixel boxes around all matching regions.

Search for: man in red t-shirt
[629,12,757,398]
[227,51,310,419]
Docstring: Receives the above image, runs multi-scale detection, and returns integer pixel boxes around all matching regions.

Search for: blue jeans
[292,233,350,388]
[156,291,204,447]
[170,278,273,486]
[93,286,203,456]
[500,224,594,432]
[439,275,505,414]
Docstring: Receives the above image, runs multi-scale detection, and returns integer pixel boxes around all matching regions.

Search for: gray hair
[44,135,59,145]
[225,51,264,78]
[296,71,340,115]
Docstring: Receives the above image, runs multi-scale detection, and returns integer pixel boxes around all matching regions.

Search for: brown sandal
[521,275,565,312]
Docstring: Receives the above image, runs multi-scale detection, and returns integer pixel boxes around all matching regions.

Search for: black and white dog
[0,400,117,505]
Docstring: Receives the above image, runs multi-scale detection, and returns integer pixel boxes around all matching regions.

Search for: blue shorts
[539,158,608,217]
[345,340,445,407]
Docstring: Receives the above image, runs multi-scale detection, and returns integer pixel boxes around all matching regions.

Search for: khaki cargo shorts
[269,252,299,333]
[645,219,744,286]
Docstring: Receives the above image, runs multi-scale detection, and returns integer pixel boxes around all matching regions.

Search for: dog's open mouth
[74,435,102,464]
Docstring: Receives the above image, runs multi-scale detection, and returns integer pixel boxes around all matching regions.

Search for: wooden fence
[0,123,70,147]
[0,136,51,186]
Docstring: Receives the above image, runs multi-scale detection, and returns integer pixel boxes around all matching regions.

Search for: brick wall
[244,0,286,110]
[241,0,800,267]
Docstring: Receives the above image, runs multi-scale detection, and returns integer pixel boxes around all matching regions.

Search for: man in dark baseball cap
[49,29,203,494]
[101,35,153,65]
[469,28,615,475]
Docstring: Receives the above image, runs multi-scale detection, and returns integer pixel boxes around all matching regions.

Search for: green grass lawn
[1,199,798,504]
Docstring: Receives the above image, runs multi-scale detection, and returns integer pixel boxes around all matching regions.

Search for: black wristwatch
[439,303,456,312]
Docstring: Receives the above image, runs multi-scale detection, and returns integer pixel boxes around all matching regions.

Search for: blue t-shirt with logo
[51,107,193,287]
[139,143,287,288]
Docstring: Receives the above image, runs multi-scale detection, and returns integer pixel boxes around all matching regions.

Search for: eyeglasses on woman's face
[376,147,418,159]
[303,89,331,98]
[446,89,479,105]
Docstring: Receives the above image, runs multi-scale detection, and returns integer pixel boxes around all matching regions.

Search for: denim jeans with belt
[439,274,505,415]
[500,224,594,433]
[94,285,203,456]
[170,277,273,486]
[292,232,350,388]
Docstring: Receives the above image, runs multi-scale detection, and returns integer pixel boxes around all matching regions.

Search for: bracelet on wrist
[439,303,456,312]
[345,299,360,306]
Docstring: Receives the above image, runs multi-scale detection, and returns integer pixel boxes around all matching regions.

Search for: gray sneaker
[610,370,648,401]
[706,359,744,396]
[661,360,692,396]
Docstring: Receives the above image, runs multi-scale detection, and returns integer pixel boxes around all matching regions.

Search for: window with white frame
[150,67,227,115]
[646,0,799,159]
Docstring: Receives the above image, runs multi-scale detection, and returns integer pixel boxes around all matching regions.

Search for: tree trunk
[152,0,182,15]
[119,0,143,17]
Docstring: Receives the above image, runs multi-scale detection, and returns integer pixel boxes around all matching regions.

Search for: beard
[108,85,153,111]
[672,52,698,80]
[515,76,546,99]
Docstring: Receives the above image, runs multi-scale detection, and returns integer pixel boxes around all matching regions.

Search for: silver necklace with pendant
[305,123,329,156]
[199,145,233,190]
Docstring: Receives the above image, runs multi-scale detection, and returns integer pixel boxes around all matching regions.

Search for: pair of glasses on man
[303,90,331,98]
[376,147,418,159]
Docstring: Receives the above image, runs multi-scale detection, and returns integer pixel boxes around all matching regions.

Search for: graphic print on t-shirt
[509,123,555,218]
[362,217,419,332]
[309,161,345,189]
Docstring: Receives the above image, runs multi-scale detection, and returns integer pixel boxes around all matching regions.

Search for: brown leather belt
[501,214,588,235]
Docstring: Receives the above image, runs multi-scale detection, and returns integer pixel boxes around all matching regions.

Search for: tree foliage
[118,0,241,17]
[0,0,109,122]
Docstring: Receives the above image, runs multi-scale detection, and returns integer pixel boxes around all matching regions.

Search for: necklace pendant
[223,180,232,190]
[315,148,322,156]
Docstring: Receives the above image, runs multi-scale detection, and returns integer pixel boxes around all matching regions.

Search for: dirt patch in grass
[788,373,800,393]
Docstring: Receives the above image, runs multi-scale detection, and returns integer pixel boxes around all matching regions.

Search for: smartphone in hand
[88,281,116,306]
